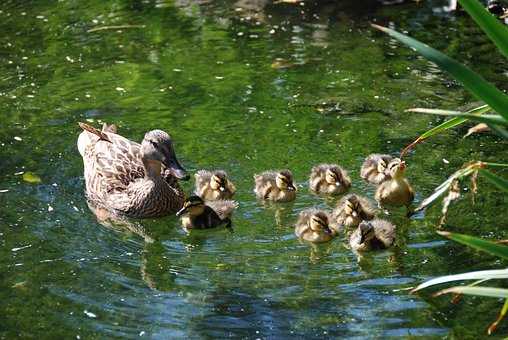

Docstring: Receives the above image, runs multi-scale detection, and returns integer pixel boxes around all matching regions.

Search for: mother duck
[77,122,189,218]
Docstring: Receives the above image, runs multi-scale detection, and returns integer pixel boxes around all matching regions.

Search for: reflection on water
[1,0,507,338]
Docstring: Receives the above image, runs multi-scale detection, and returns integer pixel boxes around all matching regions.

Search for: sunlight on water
[1,0,507,338]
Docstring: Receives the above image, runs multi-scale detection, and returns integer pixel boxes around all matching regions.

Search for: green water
[1,0,507,338]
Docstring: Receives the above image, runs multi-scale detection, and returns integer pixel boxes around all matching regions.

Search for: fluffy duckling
[349,219,396,251]
[309,164,351,195]
[375,159,414,208]
[194,170,236,201]
[254,170,296,202]
[360,154,396,184]
[176,195,237,229]
[331,194,376,230]
[295,209,335,243]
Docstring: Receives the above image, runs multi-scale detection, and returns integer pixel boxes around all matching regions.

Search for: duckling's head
[276,170,296,191]
[387,158,406,178]
[358,221,375,244]
[325,167,342,186]
[344,195,362,218]
[141,130,189,180]
[309,211,332,235]
[176,195,205,217]
[210,171,227,192]
[377,158,388,174]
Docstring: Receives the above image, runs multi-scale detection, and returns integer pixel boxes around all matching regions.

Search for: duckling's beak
[176,206,188,217]
[324,226,333,235]
[399,161,406,172]
[288,184,296,191]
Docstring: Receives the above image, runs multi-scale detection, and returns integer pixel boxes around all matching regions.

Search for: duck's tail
[77,122,112,157]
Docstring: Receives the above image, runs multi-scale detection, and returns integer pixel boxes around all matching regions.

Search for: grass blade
[412,269,508,292]
[438,231,508,259]
[458,0,508,59]
[401,105,491,156]
[435,286,508,299]
[413,111,508,126]
[372,24,508,120]
[479,169,508,193]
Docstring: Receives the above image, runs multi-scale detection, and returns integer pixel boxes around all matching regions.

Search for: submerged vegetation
[375,0,508,333]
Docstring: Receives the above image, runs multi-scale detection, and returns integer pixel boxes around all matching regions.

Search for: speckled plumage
[194,170,236,200]
[77,123,186,218]
[309,163,351,195]
[295,208,335,243]
[350,219,396,251]
[360,154,395,184]
[253,170,296,202]
[331,194,376,231]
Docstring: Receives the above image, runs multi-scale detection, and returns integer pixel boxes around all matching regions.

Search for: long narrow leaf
[414,111,508,126]
[372,24,508,120]
[438,231,508,259]
[401,105,491,156]
[436,286,508,299]
[412,268,508,292]
[479,169,508,193]
[458,0,508,59]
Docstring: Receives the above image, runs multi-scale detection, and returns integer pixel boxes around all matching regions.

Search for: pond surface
[1,0,507,338]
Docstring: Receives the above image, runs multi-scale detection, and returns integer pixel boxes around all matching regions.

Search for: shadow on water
[0,0,507,338]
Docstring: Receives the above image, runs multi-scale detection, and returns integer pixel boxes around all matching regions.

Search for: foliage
[374,0,508,333]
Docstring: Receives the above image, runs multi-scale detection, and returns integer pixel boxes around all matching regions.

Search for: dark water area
[1,0,507,338]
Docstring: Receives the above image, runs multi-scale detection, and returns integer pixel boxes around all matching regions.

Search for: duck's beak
[176,206,188,217]
[399,161,406,172]
[163,150,189,181]
[324,226,333,235]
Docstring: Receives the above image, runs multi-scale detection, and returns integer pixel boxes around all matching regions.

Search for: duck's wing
[207,200,238,220]
[80,123,145,194]
[357,195,377,219]
[374,219,396,247]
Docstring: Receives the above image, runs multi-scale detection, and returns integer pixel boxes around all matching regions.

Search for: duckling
[176,195,237,229]
[360,154,396,184]
[349,219,396,251]
[309,164,351,195]
[375,159,414,208]
[194,170,236,201]
[254,170,296,202]
[295,209,335,243]
[331,194,376,231]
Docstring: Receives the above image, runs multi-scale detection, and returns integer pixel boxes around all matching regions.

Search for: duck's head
[357,221,375,245]
[141,130,189,180]
[210,171,228,192]
[176,195,205,217]
[325,167,342,186]
[387,158,406,178]
[276,170,296,191]
[309,211,332,235]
